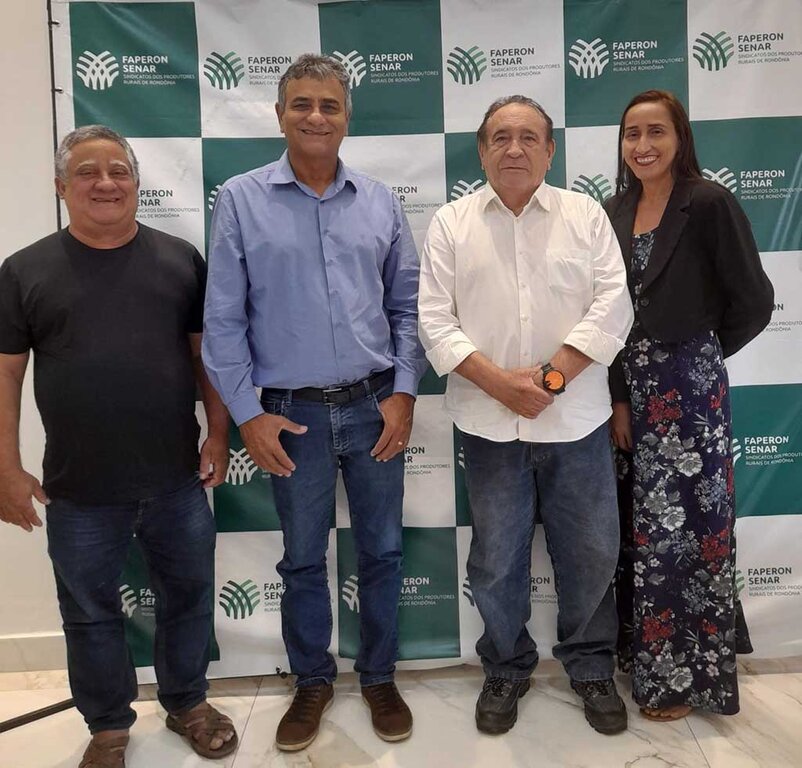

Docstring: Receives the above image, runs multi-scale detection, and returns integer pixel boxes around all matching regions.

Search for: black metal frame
[0,698,75,734]
[48,0,62,229]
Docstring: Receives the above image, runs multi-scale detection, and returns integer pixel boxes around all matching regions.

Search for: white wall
[0,0,66,670]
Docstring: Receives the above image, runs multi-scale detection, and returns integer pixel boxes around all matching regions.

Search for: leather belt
[266,368,395,406]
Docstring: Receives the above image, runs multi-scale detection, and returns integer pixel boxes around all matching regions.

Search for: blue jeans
[461,422,619,682]
[46,477,216,733]
[261,379,404,688]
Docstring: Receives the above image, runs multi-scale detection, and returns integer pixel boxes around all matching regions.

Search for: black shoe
[570,678,627,735]
[475,676,531,734]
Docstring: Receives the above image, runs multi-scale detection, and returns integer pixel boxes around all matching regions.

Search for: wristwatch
[541,362,566,395]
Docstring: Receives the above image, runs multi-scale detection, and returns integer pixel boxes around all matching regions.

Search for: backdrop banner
[50,0,802,680]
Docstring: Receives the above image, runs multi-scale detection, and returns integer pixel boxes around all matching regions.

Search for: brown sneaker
[275,683,334,752]
[362,682,413,742]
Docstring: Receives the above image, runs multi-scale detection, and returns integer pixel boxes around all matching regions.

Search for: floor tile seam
[684,716,714,768]
[228,675,264,768]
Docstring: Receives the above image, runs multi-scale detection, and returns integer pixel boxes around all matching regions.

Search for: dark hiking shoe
[475,676,531,734]
[570,678,628,734]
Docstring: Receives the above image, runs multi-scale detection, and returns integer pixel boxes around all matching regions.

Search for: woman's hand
[610,402,633,452]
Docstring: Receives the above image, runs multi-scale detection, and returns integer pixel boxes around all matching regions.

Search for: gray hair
[277,53,352,117]
[477,95,554,146]
[55,125,140,184]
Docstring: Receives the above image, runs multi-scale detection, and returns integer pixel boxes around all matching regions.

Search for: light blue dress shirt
[202,151,426,426]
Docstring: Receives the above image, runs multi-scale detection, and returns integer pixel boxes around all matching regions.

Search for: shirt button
[521,315,529,322]
[640,298,650,307]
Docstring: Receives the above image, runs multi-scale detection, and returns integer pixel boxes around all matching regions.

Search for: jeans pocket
[262,396,288,418]
[368,391,383,417]
[369,380,395,414]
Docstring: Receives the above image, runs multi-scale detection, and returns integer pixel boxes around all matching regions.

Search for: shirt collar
[479,181,500,210]
[481,180,552,214]
[531,181,551,212]
[266,151,358,196]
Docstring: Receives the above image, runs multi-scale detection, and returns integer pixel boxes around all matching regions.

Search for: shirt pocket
[546,248,592,295]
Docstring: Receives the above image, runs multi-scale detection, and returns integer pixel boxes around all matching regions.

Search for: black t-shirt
[0,224,206,504]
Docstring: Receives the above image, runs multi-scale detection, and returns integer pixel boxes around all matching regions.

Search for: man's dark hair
[277,53,352,117]
[476,95,554,147]
[55,125,139,183]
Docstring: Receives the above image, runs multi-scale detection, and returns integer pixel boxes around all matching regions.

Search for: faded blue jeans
[261,378,404,688]
[461,422,619,682]
[46,477,216,733]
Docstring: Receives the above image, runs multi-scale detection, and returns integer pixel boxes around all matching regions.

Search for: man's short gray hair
[277,53,352,117]
[55,125,140,184]
[477,95,554,146]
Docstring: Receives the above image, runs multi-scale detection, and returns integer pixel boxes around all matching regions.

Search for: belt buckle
[322,386,351,405]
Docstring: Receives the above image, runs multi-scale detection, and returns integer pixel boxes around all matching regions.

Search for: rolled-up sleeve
[202,185,263,427]
[383,196,427,397]
[563,200,634,366]
[418,207,479,376]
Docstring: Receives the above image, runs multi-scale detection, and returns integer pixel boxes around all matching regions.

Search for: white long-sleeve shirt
[419,182,634,443]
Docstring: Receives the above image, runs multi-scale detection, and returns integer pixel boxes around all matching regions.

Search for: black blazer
[605,178,774,403]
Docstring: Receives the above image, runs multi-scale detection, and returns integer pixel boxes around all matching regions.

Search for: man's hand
[493,367,554,419]
[610,402,633,451]
[198,434,230,489]
[371,393,415,462]
[239,413,308,478]
[454,353,553,419]
[0,468,47,532]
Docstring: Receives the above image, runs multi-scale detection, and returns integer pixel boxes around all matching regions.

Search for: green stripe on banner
[70,2,201,137]
[319,0,444,136]
[213,421,284,533]
[692,117,802,253]
[732,384,802,518]
[337,527,460,661]
[563,0,688,127]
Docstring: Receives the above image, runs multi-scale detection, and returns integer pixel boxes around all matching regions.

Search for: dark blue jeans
[46,477,216,733]
[461,422,619,682]
[261,379,404,688]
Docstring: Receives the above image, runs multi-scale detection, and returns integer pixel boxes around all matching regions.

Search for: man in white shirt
[419,96,633,736]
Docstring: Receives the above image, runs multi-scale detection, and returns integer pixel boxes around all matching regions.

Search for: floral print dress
[620,230,739,714]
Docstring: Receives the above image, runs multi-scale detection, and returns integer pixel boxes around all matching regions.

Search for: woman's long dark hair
[615,89,703,195]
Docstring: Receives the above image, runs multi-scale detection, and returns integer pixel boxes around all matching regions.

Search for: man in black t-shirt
[0,126,238,765]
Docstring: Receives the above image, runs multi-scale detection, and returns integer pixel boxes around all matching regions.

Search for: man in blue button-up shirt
[203,54,425,752]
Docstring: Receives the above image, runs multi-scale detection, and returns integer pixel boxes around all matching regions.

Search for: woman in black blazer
[604,90,773,722]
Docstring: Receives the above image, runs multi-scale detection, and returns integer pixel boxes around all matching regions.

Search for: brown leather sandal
[165,701,238,759]
[78,734,129,768]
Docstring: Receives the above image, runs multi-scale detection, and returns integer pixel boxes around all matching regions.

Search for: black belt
[269,368,395,406]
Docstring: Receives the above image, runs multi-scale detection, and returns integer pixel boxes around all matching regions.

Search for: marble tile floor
[0,663,800,768]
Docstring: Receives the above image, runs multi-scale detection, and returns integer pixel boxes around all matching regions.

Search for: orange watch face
[544,369,565,391]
